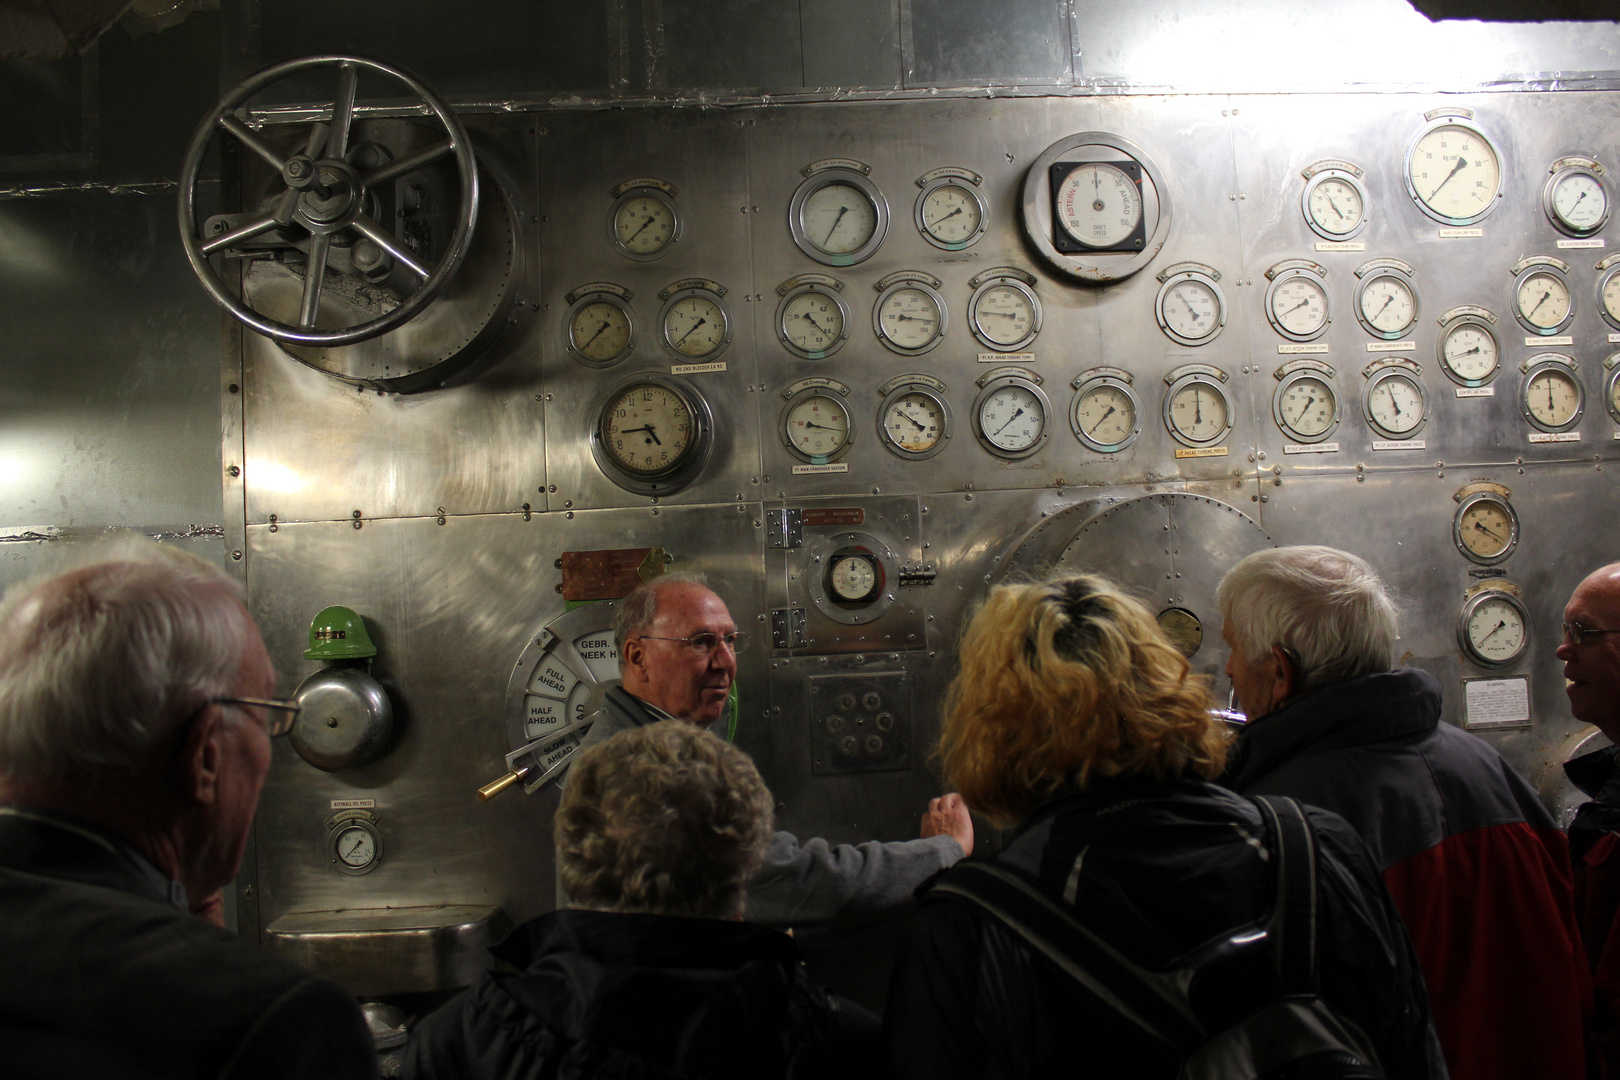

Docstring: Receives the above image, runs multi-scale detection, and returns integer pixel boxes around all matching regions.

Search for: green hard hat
[304,606,378,661]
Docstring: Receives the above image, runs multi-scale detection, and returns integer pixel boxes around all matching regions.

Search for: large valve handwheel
[177,54,479,347]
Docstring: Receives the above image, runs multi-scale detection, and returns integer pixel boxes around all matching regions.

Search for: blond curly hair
[938,574,1226,826]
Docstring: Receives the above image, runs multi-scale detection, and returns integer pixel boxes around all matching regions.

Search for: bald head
[1558,562,1620,740]
[614,575,737,726]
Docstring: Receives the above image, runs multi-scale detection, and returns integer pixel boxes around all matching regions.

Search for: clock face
[600,383,694,476]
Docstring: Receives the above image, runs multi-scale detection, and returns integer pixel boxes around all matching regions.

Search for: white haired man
[408,721,882,1079]
[565,574,972,928]
[1217,545,1586,1080]
[0,550,377,1078]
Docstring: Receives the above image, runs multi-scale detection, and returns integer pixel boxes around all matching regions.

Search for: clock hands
[621,424,662,445]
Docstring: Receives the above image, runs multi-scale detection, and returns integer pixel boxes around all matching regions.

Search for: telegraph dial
[179,55,524,392]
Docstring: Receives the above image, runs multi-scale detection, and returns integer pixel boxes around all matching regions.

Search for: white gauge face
[1525,367,1581,428]
[781,291,845,355]
[663,295,726,358]
[1168,381,1229,443]
[1160,278,1221,343]
[602,384,694,475]
[1308,177,1365,237]
[1277,376,1338,439]
[876,287,944,352]
[1604,273,1620,326]
[1611,371,1620,419]
[784,395,850,458]
[1466,597,1527,664]
[979,384,1046,452]
[801,183,879,255]
[614,195,676,256]
[1367,374,1425,435]
[1054,162,1142,247]
[973,284,1037,347]
[1409,123,1502,221]
[1441,323,1499,383]
[920,184,983,245]
[883,392,945,454]
[1516,272,1572,330]
[1457,499,1516,561]
[1075,384,1137,448]
[1359,275,1417,337]
[1552,171,1607,232]
[570,300,631,363]
[335,826,376,869]
[1270,276,1329,338]
[830,555,878,602]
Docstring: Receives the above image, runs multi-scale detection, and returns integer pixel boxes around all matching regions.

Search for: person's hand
[920,792,974,856]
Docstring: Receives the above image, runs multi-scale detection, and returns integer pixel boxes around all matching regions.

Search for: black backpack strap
[929,859,1206,1051]
[1252,795,1320,995]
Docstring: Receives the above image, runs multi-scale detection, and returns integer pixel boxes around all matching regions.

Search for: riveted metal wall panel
[903,0,1071,88]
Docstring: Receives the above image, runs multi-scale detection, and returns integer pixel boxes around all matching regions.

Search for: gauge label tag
[791,462,849,475]
[671,361,726,374]
[1463,677,1530,730]
[1372,439,1427,451]
[1528,431,1581,443]
[1527,336,1574,347]
[1284,442,1340,454]
[1438,228,1484,238]
[1278,343,1329,355]
[802,508,865,527]
[980,352,1035,363]
[330,799,376,810]
[1367,341,1416,353]
[1456,386,1495,398]
[1557,238,1605,249]
[1173,446,1228,459]
[1609,333,1620,343]
[1314,241,1365,253]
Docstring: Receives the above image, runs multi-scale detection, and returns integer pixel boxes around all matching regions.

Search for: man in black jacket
[407,720,879,1080]
[0,547,377,1079]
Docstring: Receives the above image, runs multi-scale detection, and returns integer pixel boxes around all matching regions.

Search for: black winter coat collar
[1566,745,1620,859]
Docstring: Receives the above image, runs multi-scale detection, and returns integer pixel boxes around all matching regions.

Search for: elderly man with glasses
[564,573,973,929]
[0,547,377,1079]
[1561,562,1620,1074]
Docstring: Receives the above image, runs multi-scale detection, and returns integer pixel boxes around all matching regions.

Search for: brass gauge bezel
[1264,268,1331,342]
[1606,356,1620,425]
[1452,491,1520,566]
[1301,169,1370,242]
[780,386,854,465]
[1154,268,1227,348]
[972,372,1051,460]
[564,290,636,368]
[877,381,952,462]
[1404,116,1505,228]
[1070,375,1143,454]
[1362,369,1430,440]
[775,282,850,361]
[1598,265,1620,332]
[967,276,1042,353]
[1437,313,1501,387]
[1543,164,1611,238]
[1512,265,1574,337]
[590,373,715,496]
[872,279,948,357]
[608,187,682,261]
[1163,372,1234,449]
[1272,370,1341,445]
[1457,589,1530,668]
[657,286,733,362]
[1354,269,1420,341]
[915,176,989,251]
[1519,355,1584,434]
[788,169,889,267]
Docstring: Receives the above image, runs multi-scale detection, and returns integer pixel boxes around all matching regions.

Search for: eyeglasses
[635,631,749,657]
[209,695,302,737]
[1561,621,1620,647]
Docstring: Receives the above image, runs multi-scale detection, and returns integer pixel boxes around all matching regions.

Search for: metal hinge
[771,608,807,649]
[898,563,937,587]
[766,508,803,549]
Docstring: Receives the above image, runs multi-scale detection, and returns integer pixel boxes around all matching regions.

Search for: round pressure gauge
[565,292,636,367]
[1070,375,1142,454]
[781,389,853,463]
[1355,271,1419,340]
[1607,358,1620,424]
[1520,357,1583,433]
[1514,268,1574,336]
[1453,491,1519,565]
[609,188,681,260]
[591,374,714,496]
[1163,373,1233,448]
[658,287,732,361]
[1437,314,1500,386]
[1154,269,1227,347]
[1273,371,1340,444]
[776,283,849,360]
[1544,165,1610,237]
[1265,270,1330,342]
[878,382,951,461]
[915,177,988,251]
[1053,161,1143,250]
[328,818,382,876]
[1363,370,1428,439]
[873,280,948,356]
[789,170,889,267]
[829,551,882,604]
[1302,170,1369,241]
[972,373,1051,460]
[1405,117,1504,227]
[1598,266,1620,331]
[968,278,1041,352]
[1458,590,1529,667]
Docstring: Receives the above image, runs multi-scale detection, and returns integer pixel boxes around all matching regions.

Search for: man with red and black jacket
[1218,545,1588,1080]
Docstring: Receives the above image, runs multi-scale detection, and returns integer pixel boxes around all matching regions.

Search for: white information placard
[1464,677,1531,730]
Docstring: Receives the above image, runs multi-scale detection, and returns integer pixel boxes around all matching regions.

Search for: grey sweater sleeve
[743,830,965,928]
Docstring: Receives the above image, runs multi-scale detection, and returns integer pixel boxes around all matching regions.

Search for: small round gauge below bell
[291,666,395,772]
[829,553,881,604]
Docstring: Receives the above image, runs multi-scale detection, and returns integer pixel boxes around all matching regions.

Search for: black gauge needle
[1195,389,1203,425]
[796,311,834,336]
[1472,520,1507,543]
[1426,153,1469,202]
[344,837,367,858]
[1450,344,1481,359]
[1547,380,1556,412]
[1294,395,1317,423]
[1174,288,1202,323]
[900,412,928,432]
[894,313,937,327]
[581,318,613,350]
[1527,290,1552,319]
[673,318,707,348]
[1280,297,1313,317]
[626,214,656,242]
[1087,405,1117,434]
[982,309,1019,319]
[1326,193,1346,220]
[800,420,842,431]
[1570,190,1589,212]
[823,206,849,245]
[993,407,1026,435]
[1479,620,1508,644]
[622,424,661,445]
[1372,294,1395,321]
[1388,389,1404,417]
[930,206,964,226]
